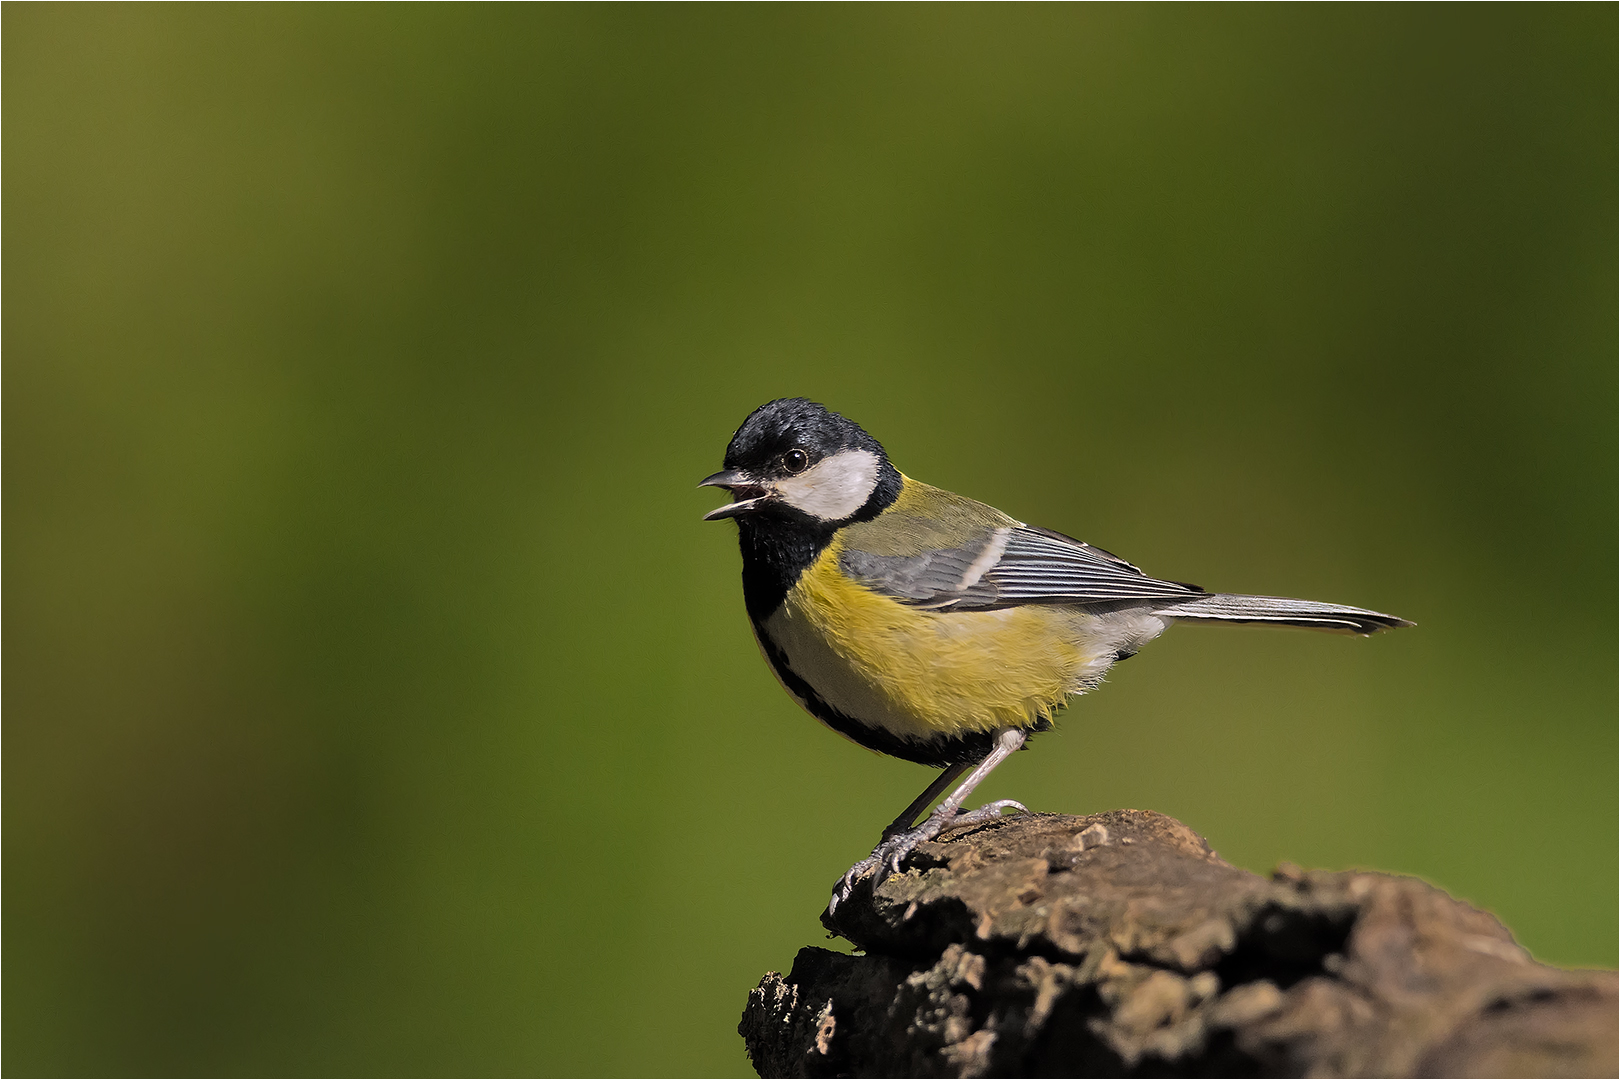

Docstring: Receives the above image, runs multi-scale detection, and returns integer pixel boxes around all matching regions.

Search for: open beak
[699,469,774,521]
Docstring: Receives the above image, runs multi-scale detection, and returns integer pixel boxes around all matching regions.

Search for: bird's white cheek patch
[775,449,880,520]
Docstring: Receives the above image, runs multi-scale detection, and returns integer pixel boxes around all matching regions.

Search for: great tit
[700,398,1410,911]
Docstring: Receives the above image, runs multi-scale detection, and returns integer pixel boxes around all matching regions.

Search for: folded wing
[839,522,1206,612]
[839,521,1410,634]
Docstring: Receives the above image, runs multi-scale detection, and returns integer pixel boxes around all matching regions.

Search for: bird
[699,398,1411,912]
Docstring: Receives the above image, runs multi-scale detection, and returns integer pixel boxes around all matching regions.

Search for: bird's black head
[699,398,901,525]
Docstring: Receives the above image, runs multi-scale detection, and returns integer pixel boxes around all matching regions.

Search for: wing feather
[840,521,1204,611]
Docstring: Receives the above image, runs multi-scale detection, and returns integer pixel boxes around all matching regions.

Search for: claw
[940,799,1028,834]
[828,798,1028,914]
[829,852,883,913]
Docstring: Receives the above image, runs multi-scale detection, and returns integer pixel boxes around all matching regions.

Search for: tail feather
[1154,593,1412,635]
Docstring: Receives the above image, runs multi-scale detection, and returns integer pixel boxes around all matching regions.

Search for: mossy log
[740,810,1616,1078]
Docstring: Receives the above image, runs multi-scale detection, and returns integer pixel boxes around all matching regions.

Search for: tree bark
[740,810,1616,1078]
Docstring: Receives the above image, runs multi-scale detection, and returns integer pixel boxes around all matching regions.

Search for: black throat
[734,463,902,622]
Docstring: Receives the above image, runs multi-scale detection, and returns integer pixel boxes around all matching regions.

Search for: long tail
[1153,593,1412,635]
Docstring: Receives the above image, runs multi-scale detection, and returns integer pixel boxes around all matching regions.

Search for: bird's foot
[828,799,1027,914]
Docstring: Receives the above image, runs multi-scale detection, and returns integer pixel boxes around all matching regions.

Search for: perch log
[741,810,1616,1078]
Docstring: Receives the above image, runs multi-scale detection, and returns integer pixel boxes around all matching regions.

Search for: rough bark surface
[740,810,1616,1078]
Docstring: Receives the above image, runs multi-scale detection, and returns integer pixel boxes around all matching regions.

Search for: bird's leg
[830,728,1028,913]
[881,762,970,840]
[874,727,1028,864]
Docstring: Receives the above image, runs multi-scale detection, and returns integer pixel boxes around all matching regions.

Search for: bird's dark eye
[783,449,809,474]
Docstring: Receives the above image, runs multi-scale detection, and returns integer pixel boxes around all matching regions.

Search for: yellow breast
[761,534,1115,743]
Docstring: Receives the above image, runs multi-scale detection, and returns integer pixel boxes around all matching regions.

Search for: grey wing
[839,523,1206,611]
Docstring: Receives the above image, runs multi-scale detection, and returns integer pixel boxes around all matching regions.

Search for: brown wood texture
[741,811,1617,1078]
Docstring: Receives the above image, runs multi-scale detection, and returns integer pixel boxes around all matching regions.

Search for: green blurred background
[6,5,1614,1075]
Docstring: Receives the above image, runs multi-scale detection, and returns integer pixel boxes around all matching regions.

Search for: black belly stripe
[750,617,1048,769]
